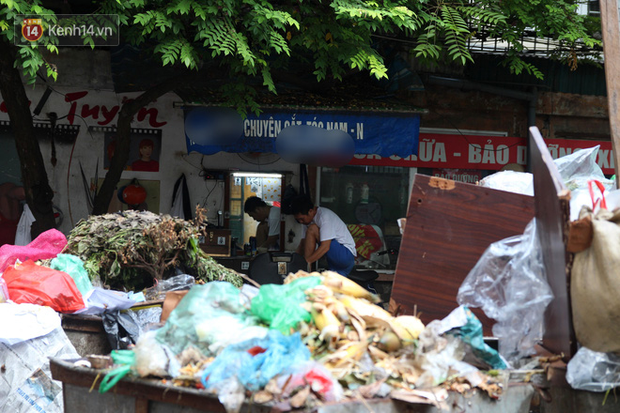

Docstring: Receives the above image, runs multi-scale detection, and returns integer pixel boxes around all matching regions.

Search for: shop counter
[214,256,253,275]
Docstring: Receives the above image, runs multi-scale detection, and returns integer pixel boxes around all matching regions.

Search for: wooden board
[600,0,620,180]
[391,174,535,334]
[529,126,575,359]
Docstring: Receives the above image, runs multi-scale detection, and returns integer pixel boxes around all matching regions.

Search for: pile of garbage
[0,211,244,413]
[97,271,509,412]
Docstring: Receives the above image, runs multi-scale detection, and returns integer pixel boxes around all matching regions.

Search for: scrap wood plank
[390,174,535,335]
[529,126,575,360]
[600,0,620,181]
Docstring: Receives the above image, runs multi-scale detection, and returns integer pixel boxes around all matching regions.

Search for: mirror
[229,172,283,253]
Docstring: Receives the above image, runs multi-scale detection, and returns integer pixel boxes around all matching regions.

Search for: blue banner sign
[185,108,420,158]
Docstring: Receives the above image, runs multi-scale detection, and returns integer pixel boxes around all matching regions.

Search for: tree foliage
[1,0,601,103]
[98,0,600,83]
[0,0,602,226]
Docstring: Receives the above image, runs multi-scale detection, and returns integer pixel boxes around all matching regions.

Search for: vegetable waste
[63,209,242,291]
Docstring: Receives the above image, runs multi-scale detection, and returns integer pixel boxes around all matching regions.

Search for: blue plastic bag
[448,307,507,370]
[201,330,310,391]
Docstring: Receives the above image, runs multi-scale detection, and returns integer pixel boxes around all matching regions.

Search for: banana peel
[389,315,425,341]
[322,271,379,302]
[339,295,393,327]
[322,340,369,369]
[311,307,341,331]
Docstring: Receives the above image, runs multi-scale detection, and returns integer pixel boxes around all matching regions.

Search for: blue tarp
[184,108,420,158]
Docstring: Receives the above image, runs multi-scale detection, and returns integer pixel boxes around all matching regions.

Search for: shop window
[318,165,410,270]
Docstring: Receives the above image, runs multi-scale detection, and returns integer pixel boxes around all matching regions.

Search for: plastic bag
[479,147,614,222]
[415,332,480,389]
[457,218,553,362]
[144,273,195,301]
[76,287,136,315]
[566,346,620,392]
[102,310,142,350]
[201,330,310,392]
[276,360,344,402]
[478,170,534,196]
[0,228,67,273]
[0,302,61,346]
[99,349,136,393]
[50,253,93,297]
[553,146,615,221]
[251,276,322,334]
[196,315,266,355]
[446,306,506,370]
[0,275,9,303]
[134,330,180,378]
[3,260,85,313]
[571,207,620,353]
[156,281,257,356]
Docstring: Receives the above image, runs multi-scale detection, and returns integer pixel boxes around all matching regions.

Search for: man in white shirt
[244,196,281,252]
[292,195,356,276]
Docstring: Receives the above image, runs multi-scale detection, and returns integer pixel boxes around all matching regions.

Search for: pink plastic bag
[4,260,85,313]
[0,228,67,272]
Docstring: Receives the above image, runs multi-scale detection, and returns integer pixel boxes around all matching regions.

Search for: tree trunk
[92,71,200,215]
[0,39,56,237]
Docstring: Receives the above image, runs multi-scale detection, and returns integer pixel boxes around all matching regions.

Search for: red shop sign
[349,134,615,175]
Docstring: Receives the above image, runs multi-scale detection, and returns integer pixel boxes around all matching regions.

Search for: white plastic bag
[0,302,61,346]
[75,287,136,315]
[478,170,534,196]
[457,218,553,362]
[566,346,620,392]
[554,146,615,221]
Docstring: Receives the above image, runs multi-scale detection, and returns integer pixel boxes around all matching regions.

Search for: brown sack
[571,208,620,353]
[160,290,189,323]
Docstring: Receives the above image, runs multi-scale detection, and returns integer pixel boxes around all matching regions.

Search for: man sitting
[292,195,356,276]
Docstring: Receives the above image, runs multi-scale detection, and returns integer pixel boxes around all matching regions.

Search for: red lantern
[122,181,147,205]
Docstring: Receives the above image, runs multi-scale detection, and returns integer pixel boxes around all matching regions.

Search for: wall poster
[92,127,162,172]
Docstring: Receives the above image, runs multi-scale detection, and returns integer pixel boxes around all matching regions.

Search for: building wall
[0,50,303,248]
[408,84,610,142]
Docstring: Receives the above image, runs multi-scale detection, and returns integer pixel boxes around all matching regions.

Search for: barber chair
[248,252,308,285]
[348,268,379,295]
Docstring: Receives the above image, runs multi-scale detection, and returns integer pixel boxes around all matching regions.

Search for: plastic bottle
[345,183,354,204]
[361,183,369,204]
[249,236,257,256]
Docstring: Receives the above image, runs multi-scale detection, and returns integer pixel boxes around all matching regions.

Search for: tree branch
[92,68,203,215]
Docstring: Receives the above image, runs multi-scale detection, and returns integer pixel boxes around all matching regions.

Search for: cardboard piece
[160,290,189,323]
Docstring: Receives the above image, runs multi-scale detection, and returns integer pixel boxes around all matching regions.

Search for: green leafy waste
[63,209,242,292]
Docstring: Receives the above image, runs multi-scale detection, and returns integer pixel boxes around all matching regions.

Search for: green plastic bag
[156,281,258,356]
[251,276,322,334]
[99,349,135,393]
[51,253,93,296]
